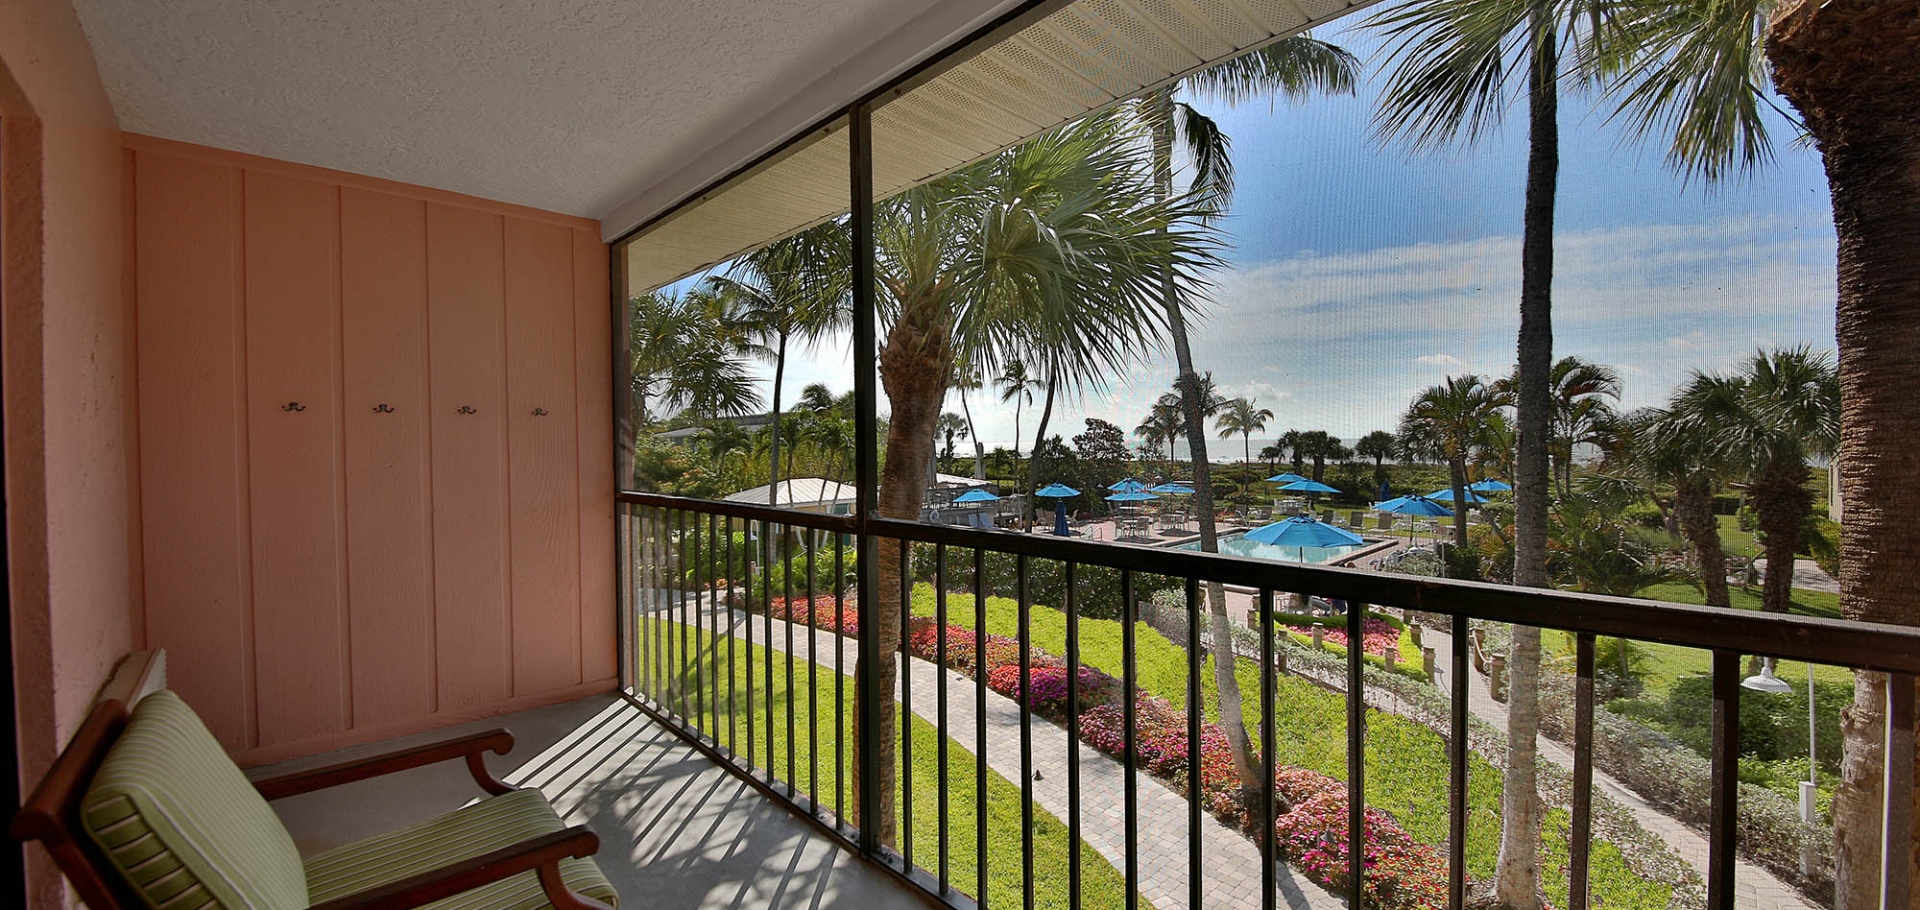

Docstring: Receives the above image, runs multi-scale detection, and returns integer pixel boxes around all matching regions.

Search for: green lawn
[638,616,1140,910]
[912,586,1671,910]
[1714,514,1763,560]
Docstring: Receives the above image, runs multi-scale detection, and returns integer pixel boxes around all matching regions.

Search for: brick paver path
[1419,627,1819,910]
[674,597,1347,910]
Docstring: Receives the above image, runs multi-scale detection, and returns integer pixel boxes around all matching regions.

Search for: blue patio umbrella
[1265,472,1311,484]
[1035,483,1081,498]
[1148,482,1195,495]
[1427,488,1488,504]
[1378,478,1393,501]
[1108,478,1148,493]
[953,488,1000,504]
[1244,516,1366,548]
[1470,478,1513,492]
[1374,495,1453,517]
[1053,500,1070,536]
[1374,494,1454,547]
[1105,491,1159,502]
[1278,480,1341,495]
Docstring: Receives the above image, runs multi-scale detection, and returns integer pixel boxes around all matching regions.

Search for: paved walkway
[673,597,1345,910]
[1418,627,1818,910]
[1751,558,1841,595]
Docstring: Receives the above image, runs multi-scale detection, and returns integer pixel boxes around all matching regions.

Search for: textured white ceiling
[72,0,1014,227]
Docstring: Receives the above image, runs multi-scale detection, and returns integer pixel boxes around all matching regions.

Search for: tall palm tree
[1370,3,1642,896]
[1673,348,1839,616]
[709,224,850,507]
[1279,428,1309,475]
[950,362,988,480]
[1137,397,1183,474]
[1400,375,1511,552]
[1133,36,1358,806]
[1216,397,1275,505]
[856,111,1223,845]
[996,359,1038,460]
[1761,7,1919,896]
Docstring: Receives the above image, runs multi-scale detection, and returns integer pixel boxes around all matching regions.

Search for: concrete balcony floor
[252,694,924,910]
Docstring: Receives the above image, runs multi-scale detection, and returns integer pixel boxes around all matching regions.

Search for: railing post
[1708,650,1740,910]
[848,99,883,855]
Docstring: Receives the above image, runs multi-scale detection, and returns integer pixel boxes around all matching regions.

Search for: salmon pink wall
[125,135,616,767]
[1,0,136,906]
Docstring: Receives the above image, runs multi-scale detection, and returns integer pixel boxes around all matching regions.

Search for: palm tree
[1131,35,1358,807]
[709,224,850,507]
[996,359,1038,460]
[1673,348,1839,616]
[937,412,969,465]
[1216,397,1275,505]
[857,111,1223,845]
[1279,428,1309,475]
[1551,357,1623,495]
[1370,4,1642,895]
[1634,398,1732,608]
[1137,398,1183,474]
[947,360,990,480]
[1295,430,1351,484]
[1762,9,1918,897]
[1356,429,1398,473]
[1400,375,1510,552]
[796,382,836,414]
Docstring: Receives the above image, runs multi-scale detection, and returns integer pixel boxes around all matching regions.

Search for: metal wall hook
[531,407,549,417]
[282,401,306,412]
[372,403,395,413]
[456,405,477,415]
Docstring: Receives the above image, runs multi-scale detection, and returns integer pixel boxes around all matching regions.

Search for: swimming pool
[1172,533,1365,564]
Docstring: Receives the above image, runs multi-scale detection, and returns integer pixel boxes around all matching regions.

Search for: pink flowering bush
[982,664,1116,715]
[1287,615,1401,657]
[767,595,859,636]
[1267,770,1449,910]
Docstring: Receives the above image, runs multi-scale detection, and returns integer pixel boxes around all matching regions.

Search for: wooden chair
[11,650,616,910]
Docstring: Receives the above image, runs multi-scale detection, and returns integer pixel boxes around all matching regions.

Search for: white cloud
[761,214,1837,448]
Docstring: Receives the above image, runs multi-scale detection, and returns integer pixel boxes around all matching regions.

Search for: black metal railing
[616,489,1920,910]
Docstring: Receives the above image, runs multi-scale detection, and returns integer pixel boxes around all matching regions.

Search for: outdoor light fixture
[1741,657,1794,694]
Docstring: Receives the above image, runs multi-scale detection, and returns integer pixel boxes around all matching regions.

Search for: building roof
[723,478,857,507]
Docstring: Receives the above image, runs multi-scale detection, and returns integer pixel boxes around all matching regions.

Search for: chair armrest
[254,729,517,800]
[307,825,611,910]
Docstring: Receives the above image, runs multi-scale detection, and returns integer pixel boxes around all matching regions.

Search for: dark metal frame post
[849,97,883,854]
[1708,650,1741,910]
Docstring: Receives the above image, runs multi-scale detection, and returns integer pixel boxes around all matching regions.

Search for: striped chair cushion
[81,690,309,910]
[303,788,618,910]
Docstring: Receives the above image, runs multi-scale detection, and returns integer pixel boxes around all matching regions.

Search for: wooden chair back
[10,650,167,910]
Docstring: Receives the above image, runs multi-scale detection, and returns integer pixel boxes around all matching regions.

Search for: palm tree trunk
[768,333,788,507]
[1753,469,1814,615]
[1243,434,1253,506]
[1026,374,1059,530]
[856,294,955,848]
[1149,85,1262,799]
[1499,12,1557,909]
[959,389,985,480]
[1770,3,1920,900]
[1449,456,1471,552]
[1674,481,1730,608]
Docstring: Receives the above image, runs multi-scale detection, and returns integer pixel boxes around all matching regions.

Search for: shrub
[1284,615,1402,657]
[984,664,1118,714]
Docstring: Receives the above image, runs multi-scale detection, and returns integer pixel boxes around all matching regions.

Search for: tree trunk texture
[1673,481,1731,608]
[1768,1,1920,904]
[1027,375,1059,529]
[1150,86,1263,796]
[960,390,986,480]
[1449,456,1471,553]
[1753,466,1814,615]
[853,293,955,848]
[768,333,788,507]
[1499,13,1557,910]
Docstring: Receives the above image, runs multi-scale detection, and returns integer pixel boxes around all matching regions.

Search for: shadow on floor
[255,694,924,910]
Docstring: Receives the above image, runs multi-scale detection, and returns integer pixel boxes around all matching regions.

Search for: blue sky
[770,17,1838,454]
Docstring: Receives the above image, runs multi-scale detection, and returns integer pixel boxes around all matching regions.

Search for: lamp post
[1743,656,1818,875]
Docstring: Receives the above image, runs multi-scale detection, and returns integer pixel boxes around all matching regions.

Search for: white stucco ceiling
[71,0,1018,232]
